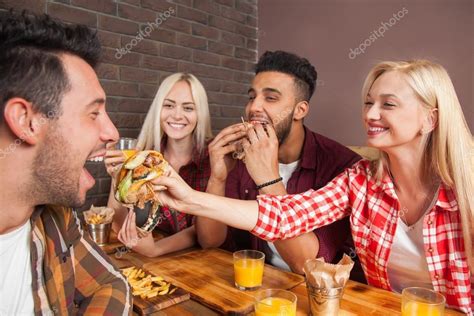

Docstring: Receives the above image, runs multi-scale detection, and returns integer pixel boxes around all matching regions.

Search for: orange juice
[234,258,264,288]
[402,301,443,316]
[401,287,445,316]
[122,149,137,159]
[255,297,296,316]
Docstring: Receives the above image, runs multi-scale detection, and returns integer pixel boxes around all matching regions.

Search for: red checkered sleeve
[250,159,473,313]
[252,168,354,241]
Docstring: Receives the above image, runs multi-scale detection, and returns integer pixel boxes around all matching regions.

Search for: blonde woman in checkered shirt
[153,60,473,314]
[105,73,213,258]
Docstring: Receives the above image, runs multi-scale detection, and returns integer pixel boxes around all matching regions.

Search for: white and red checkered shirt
[253,160,473,314]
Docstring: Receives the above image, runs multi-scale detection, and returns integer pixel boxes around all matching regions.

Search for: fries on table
[121,266,177,299]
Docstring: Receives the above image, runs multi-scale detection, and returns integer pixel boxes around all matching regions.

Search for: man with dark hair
[196,50,362,276]
[0,11,131,314]
[255,50,317,103]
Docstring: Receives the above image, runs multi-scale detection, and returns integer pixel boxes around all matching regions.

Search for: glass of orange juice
[116,137,137,159]
[233,250,265,290]
[255,289,297,316]
[402,287,445,316]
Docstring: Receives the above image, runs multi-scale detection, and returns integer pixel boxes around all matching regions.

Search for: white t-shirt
[387,194,438,293]
[267,160,300,271]
[0,221,35,315]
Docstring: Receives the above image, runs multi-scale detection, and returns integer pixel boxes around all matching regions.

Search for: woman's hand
[117,209,149,248]
[104,141,126,179]
[152,166,198,213]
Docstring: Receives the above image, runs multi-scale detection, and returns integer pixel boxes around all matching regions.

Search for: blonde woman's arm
[118,210,196,257]
[153,164,356,241]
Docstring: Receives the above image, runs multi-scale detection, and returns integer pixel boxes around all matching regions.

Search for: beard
[29,123,84,208]
[273,107,294,144]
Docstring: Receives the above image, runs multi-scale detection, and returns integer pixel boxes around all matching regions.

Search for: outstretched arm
[153,169,259,231]
[153,164,353,242]
[153,123,355,241]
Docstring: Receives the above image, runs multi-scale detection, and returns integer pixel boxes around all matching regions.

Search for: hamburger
[115,150,168,232]
[232,120,270,161]
[232,144,245,161]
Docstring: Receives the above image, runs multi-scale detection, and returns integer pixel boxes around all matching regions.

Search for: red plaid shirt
[254,160,473,314]
[157,143,210,234]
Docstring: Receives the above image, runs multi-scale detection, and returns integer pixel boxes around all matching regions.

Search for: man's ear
[3,98,46,145]
[293,100,309,121]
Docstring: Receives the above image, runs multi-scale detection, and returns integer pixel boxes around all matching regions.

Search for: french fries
[84,205,114,225]
[87,213,106,225]
[121,266,177,299]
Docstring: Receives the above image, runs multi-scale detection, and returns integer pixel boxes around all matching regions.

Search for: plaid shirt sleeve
[252,168,355,241]
[69,212,132,315]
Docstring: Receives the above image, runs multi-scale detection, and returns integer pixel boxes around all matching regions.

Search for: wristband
[256,177,283,190]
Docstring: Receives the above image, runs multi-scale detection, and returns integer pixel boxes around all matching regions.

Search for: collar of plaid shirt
[29,205,132,315]
[254,160,472,314]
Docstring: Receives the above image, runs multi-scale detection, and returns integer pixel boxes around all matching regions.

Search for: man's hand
[208,123,247,183]
[242,124,280,187]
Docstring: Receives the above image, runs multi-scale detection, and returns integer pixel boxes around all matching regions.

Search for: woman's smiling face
[363,70,431,151]
[160,80,198,142]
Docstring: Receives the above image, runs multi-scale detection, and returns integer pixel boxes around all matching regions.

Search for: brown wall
[0,0,258,208]
[258,0,473,146]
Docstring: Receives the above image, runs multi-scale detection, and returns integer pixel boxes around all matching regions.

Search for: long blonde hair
[362,60,474,272]
[137,73,213,153]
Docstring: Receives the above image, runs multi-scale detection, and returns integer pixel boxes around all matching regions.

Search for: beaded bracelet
[255,177,283,190]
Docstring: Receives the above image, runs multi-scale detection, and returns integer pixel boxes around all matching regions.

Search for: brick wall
[0,0,258,210]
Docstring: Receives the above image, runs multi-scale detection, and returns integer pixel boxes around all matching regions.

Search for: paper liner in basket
[303,254,354,315]
[84,205,115,225]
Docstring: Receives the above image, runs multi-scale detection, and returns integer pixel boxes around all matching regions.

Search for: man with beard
[0,11,131,314]
[196,51,362,275]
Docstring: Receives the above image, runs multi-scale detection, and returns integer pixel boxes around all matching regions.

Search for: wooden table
[103,238,463,315]
[291,280,462,316]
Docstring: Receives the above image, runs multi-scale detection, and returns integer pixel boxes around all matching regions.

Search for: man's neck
[0,197,35,234]
[0,150,36,234]
[278,123,305,164]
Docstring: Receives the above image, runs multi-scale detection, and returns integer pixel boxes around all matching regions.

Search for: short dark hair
[0,10,101,120]
[255,50,318,102]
